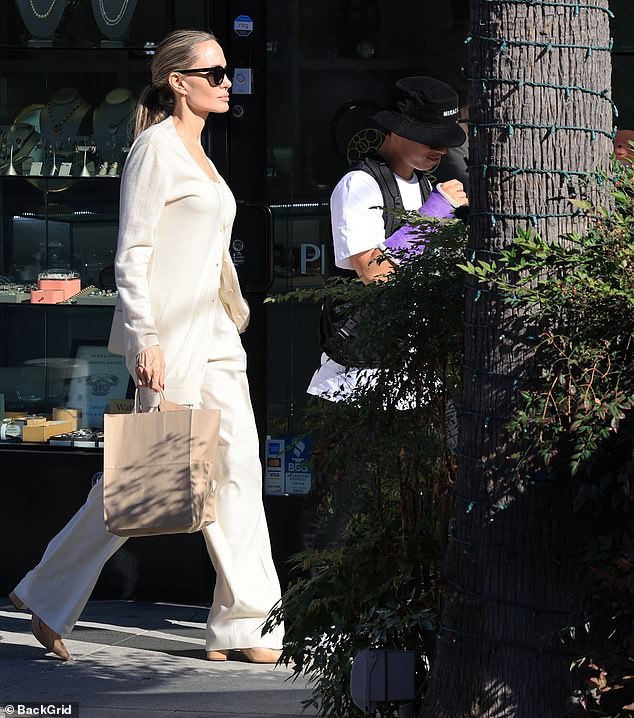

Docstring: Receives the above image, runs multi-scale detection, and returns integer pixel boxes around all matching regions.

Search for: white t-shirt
[307,167,429,402]
[330,169,425,269]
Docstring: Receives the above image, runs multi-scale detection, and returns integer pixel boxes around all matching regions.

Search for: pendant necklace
[29,0,58,19]
[47,99,83,135]
[98,0,129,26]
[101,104,134,135]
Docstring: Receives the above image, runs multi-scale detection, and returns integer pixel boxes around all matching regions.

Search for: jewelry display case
[0,0,222,605]
[0,0,208,447]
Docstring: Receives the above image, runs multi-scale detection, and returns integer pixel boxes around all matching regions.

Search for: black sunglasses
[174,65,232,87]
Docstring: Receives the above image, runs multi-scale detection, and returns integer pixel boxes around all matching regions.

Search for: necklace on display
[28,0,58,19]
[101,105,134,135]
[1,125,37,157]
[98,0,129,26]
[46,99,83,135]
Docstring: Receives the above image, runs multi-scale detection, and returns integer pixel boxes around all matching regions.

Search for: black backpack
[320,154,431,367]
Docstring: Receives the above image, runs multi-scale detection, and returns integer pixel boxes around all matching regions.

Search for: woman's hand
[135,345,165,392]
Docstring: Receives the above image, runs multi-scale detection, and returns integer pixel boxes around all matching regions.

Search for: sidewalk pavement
[0,598,318,718]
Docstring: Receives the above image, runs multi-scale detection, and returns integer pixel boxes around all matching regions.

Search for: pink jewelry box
[30,289,66,304]
[37,277,81,299]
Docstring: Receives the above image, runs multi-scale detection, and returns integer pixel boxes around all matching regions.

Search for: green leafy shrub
[264,216,467,717]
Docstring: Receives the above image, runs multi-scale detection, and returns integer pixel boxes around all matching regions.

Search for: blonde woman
[9,29,284,664]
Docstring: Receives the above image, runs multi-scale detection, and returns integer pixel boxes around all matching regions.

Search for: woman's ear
[168,71,186,96]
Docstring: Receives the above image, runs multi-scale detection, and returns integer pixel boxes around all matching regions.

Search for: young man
[307,76,469,401]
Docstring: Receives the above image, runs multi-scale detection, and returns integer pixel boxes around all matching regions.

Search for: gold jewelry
[98,0,129,26]
[28,0,58,19]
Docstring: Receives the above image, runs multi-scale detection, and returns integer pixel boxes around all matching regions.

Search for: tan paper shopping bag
[103,396,220,537]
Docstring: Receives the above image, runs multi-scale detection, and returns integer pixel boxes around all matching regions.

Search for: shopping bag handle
[133,388,166,414]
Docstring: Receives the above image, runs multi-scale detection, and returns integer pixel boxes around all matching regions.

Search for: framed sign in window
[66,340,131,429]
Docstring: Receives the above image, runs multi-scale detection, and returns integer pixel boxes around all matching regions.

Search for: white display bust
[14,103,46,165]
[39,87,91,140]
[17,0,68,40]
[92,88,135,145]
[91,0,138,41]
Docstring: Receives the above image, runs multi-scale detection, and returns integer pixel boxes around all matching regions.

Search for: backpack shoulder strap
[415,169,432,205]
[350,154,432,237]
[350,154,403,237]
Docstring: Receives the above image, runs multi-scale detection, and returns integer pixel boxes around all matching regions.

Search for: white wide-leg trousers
[13,310,284,651]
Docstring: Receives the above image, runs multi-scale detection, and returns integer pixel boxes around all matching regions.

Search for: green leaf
[568,198,593,211]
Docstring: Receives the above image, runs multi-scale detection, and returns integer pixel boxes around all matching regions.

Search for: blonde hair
[134,29,217,139]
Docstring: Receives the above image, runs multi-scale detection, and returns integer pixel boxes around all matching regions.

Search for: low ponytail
[133,83,175,139]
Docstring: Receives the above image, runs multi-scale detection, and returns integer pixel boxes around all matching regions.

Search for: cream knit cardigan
[108,116,249,406]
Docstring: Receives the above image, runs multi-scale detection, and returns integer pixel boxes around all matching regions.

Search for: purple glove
[383,187,454,256]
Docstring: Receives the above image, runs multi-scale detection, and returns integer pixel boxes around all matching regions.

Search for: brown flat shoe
[8,591,27,611]
[239,647,282,664]
[31,614,71,661]
[206,649,229,661]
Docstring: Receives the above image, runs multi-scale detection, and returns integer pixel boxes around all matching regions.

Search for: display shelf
[0,296,118,308]
[0,440,103,461]
[0,175,123,182]
[0,440,104,452]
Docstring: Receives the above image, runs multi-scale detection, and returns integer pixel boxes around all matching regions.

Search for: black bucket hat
[372,76,466,148]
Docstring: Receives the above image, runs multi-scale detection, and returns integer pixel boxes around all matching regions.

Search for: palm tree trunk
[420,1,613,716]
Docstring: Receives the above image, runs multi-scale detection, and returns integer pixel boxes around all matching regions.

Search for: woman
[9,29,284,664]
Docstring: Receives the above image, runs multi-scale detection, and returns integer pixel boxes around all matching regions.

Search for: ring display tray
[48,429,105,448]
[0,284,33,303]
